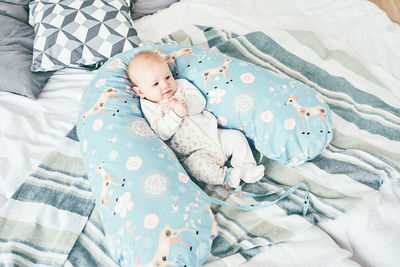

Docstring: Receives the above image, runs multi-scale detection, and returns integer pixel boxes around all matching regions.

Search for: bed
[1,0,400,266]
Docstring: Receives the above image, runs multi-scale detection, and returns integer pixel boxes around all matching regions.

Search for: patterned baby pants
[169,117,227,185]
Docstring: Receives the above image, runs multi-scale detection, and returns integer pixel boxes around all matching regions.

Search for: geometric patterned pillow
[29,0,141,72]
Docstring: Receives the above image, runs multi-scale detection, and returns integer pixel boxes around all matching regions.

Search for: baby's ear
[133,86,144,98]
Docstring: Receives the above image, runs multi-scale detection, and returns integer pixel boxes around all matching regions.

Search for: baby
[127,51,264,188]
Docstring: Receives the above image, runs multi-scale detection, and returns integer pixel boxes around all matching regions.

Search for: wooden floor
[369,0,400,24]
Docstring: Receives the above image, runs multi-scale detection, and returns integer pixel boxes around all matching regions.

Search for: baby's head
[128,51,177,103]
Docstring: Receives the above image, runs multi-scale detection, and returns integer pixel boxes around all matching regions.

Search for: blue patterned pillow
[152,44,334,166]
[77,44,332,266]
[77,45,217,266]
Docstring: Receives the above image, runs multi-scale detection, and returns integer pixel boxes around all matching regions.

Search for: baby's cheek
[171,80,178,90]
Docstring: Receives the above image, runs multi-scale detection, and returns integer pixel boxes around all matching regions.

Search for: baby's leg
[218,129,256,166]
[183,150,226,185]
[218,129,264,183]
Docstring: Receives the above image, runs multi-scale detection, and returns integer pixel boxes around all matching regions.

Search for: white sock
[240,164,265,183]
[226,167,241,189]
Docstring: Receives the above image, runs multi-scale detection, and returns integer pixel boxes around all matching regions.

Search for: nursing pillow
[154,44,333,165]
[76,44,332,266]
[77,47,218,267]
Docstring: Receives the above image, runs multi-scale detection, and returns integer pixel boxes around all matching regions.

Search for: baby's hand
[171,99,188,118]
[167,98,178,109]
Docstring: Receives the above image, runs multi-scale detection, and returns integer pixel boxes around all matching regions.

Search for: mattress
[1,0,399,266]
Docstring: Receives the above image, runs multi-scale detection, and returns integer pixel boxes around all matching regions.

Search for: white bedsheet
[135,0,400,83]
[1,0,399,266]
[0,68,95,206]
[240,180,400,267]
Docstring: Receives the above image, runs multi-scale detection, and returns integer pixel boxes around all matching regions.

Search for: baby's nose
[161,80,170,90]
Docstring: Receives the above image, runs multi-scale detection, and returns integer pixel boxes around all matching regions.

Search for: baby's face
[134,60,177,103]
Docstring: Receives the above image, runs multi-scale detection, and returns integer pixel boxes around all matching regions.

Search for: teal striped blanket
[1,26,399,266]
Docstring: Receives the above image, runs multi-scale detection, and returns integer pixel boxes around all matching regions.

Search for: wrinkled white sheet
[241,180,400,267]
[135,0,400,83]
[1,0,399,266]
[0,68,95,206]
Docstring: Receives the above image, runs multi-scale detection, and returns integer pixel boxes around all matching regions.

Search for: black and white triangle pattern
[30,0,141,72]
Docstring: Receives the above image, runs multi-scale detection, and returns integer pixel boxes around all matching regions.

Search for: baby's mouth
[163,89,172,97]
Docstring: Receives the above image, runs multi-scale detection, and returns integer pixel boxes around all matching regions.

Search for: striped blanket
[1,25,399,266]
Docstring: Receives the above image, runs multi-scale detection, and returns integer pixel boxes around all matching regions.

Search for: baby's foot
[240,164,265,183]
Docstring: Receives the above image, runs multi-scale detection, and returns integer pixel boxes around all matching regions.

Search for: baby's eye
[165,75,170,80]
[153,82,159,87]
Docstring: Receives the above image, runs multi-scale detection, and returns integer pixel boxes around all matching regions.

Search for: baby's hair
[127,51,165,86]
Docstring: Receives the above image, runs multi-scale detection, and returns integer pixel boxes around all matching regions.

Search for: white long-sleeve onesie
[140,79,262,187]
[140,79,219,145]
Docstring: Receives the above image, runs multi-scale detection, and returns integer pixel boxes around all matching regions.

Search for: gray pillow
[0,3,53,99]
[30,0,142,72]
[0,1,28,22]
[131,0,178,20]
[0,0,31,5]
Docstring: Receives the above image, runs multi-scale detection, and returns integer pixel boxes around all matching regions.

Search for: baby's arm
[168,99,188,118]
[141,100,182,140]
[179,79,206,115]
